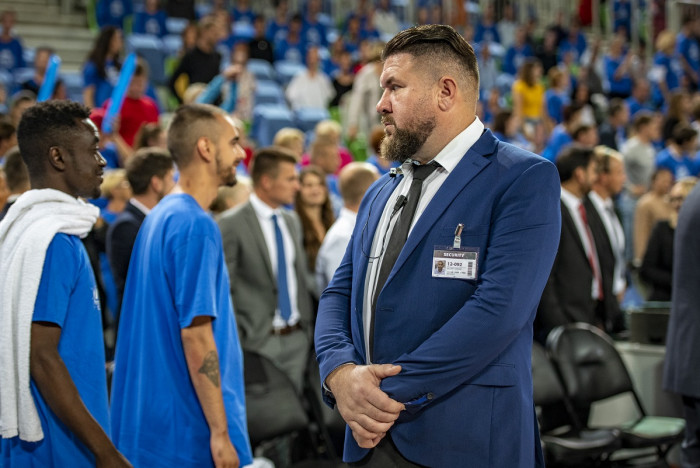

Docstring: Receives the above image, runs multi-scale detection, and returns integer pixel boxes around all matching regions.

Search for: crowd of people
[1,0,700,467]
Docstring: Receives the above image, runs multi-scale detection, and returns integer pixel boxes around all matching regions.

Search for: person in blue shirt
[474,3,500,45]
[132,0,167,37]
[302,0,328,47]
[0,10,25,74]
[232,0,255,25]
[0,101,130,466]
[656,124,700,180]
[604,34,633,98]
[266,0,289,45]
[96,0,133,30]
[503,27,534,76]
[545,66,571,125]
[274,14,306,63]
[110,104,253,468]
[626,78,654,118]
[542,103,584,162]
[613,0,632,38]
[676,15,700,91]
[651,31,684,109]
[558,18,587,62]
[82,26,123,109]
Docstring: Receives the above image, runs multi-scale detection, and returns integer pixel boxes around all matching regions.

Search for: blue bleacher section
[254,80,286,106]
[247,59,275,82]
[62,71,84,103]
[274,61,306,87]
[126,34,167,85]
[251,104,295,147]
[294,107,330,133]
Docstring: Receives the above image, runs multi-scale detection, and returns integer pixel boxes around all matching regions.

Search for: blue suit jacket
[315,130,561,467]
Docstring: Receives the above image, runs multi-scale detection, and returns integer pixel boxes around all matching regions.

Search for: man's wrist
[325,362,355,395]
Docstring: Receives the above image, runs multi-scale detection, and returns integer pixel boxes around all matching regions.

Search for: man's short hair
[338,162,378,206]
[572,124,594,141]
[608,98,626,117]
[0,120,15,142]
[632,111,654,132]
[125,147,173,195]
[382,24,479,96]
[250,146,298,186]
[562,103,584,124]
[556,145,595,183]
[593,145,623,174]
[167,104,225,169]
[16,100,91,177]
[672,123,698,146]
[133,57,150,78]
[3,146,29,192]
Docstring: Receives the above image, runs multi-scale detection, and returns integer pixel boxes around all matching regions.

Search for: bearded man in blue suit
[314,24,561,467]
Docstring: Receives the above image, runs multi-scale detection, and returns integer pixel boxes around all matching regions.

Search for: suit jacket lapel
[127,200,146,223]
[561,201,589,262]
[242,202,275,283]
[384,130,498,286]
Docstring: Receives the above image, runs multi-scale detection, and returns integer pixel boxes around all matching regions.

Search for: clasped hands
[326,364,405,448]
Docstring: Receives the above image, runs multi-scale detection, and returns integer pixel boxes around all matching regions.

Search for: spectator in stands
[132,122,166,150]
[641,176,698,301]
[0,147,28,221]
[0,10,25,74]
[330,49,354,108]
[650,30,683,109]
[572,123,599,147]
[662,90,691,144]
[626,78,654,118]
[313,120,353,172]
[503,27,534,77]
[89,108,132,169]
[273,127,305,162]
[536,27,560,74]
[0,119,16,164]
[536,146,601,343]
[497,1,518,49]
[9,91,35,129]
[656,124,699,180]
[210,181,252,219]
[169,16,221,103]
[83,26,123,109]
[132,0,168,38]
[248,14,274,63]
[545,66,571,126]
[179,20,197,56]
[492,109,532,151]
[634,168,673,264]
[365,124,398,175]
[165,0,195,20]
[598,98,629,150]
[266,0,289,44]
[474,3,500,45]
[96,0,133,30]
[477,43,498,97]
[103,58,159,148]
[372,0,400,38]
[315,162,378,292]
[604,34,633,99]
[273,13,305,63]
[512,58,546,131]
[676,14,700,91]
[542,103,583,162]
[286,46,333,110]
[232,0,254,25]
[295,165,335,277]
[20,46,53,96]
[107,147,174,323]
[303,0,327,47]
[343,14,363,57]
[613,0,632,37]
[347,41,383,141]
[0,167,7,209]
[100,169,131,224]
[559,16,587,62]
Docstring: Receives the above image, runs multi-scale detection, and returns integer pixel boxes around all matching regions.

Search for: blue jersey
[677,32,700,76]
[0,38,25,73]
[266,20,288,44]
[613,0,632,35]
[651,52,683,107]
[274,38,306,63]
[503,43,533,75]
[302,20,327,47]
[0,235,109,467]
[132,10,167,37]
[604,55,632,96]
[96,0,133,29]
[474,23,500,44]
[542,125,573,162]
[656,148,700,180]
[545,89,571,124]
[82,60,119,108]
[110,194,253,468]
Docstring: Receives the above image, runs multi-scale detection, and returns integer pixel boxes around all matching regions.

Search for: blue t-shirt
[0,235,109,467]
[656,148,700,180]
[302,20,327,47]
[0,37,25,73]
[96,0,133,28]
[474,23,500,45]
[605,54,633,96]
[232,7,255,25]
[266,20,288,44]
[625,96,654,117]
[613,0,632,35]
[110,193,253,467]
[542,125,573,162]
[132,10,168,37]
[82,60,120,108]
[559,33,587,62]
[677,31,700,76]
[503,44,533,75]
[651,52,683,107]
[274,38,306,63]
[545,89,570,125]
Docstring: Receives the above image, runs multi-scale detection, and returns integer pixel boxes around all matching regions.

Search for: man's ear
[436,76,458,112]
[47,146,66,171]
[196,136,213,163]
[150,174,163,194]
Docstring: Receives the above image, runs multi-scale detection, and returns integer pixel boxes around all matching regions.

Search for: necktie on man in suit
[578,203,604,301]
[370,162,439,358]
[272,214,293,322]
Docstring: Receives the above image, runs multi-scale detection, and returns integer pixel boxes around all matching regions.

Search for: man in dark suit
[219,147,313,393]
[106,147,174,323]
[536,146,601,344]
[315,25,561,467]
[584,146,627,333]
[664,182,700,467]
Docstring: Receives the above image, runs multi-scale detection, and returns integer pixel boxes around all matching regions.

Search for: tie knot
[271,213,278,223]
[411,162,439,182]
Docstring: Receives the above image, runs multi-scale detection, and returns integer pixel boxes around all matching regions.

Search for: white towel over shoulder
[0,189,99,442]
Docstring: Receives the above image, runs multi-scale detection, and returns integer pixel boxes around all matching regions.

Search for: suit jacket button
[426,392,434,400]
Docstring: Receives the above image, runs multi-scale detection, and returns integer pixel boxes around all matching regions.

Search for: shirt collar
[129,197,151,215]
[401,117,485,175]
[588,190,613,211]
[560,187,583,213]
[250,192,281,219]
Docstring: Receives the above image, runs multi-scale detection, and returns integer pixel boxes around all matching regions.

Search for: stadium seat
[0,69,12,93]
[162,34,183,57]
[247,58,275,82]
[12,68,34,88]
[61,71,84,103]
[126,34,166,85]
[274,60,306,87]
[254,80,285,106]
[165,17,188,35]
[294,107,330,133]
[251,103,294,147]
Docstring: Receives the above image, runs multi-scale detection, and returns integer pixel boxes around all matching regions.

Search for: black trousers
[351,435,427,468]
[682,395,700,468]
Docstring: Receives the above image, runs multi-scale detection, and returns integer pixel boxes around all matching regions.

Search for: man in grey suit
[219,147,313,392]
[664,181,700,468]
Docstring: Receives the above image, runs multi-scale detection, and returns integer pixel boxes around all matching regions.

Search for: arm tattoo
[198,350,221,387]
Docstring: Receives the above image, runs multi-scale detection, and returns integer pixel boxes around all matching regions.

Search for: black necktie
[369,162,439,358]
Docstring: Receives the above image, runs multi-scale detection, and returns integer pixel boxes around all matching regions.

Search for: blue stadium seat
[254,80,285,106]
[163,34,183,57]
[232,21,255,40]
[251,104,294,147]
[165,17,188,35]
[247,58,275,82]
[294,107,330,133]
[0,69,12,92]
[23,48,35,67]
[126,34,166,85]
[274,60,306,87]
[61,71,84,103]
[13,68,34,88]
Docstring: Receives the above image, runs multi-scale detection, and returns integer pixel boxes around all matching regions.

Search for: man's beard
[380,115,436,162]
[215,148,237,187]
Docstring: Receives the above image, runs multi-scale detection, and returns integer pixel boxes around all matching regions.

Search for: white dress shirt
[129,198,151,215]
[315,207,357,294]
[362,117,485,362]
[249,193,300,328]
[588,191,626,295]
[560,188,602,300]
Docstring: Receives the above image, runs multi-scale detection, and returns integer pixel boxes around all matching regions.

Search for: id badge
[432,246,479,280]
